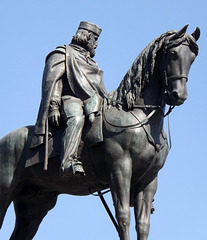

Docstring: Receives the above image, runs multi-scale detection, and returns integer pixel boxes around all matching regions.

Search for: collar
[69,43,97,65]
[69,44,90,56]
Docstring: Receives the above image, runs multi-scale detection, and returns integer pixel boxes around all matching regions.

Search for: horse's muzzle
[165,90,187,106]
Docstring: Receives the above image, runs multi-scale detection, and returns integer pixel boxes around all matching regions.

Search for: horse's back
[0,126,33,157]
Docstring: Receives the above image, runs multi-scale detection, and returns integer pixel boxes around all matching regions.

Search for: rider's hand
[88,113,95,124]
[48,110,61,126]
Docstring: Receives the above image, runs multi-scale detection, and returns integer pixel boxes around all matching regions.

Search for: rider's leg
[60,100,85,176]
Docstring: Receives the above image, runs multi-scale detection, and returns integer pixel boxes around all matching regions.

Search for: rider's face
[87,33,98,57]
[90,33,98,49]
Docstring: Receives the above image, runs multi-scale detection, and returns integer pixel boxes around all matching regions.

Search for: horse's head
[115,25,200,109]
[160,25,200,106]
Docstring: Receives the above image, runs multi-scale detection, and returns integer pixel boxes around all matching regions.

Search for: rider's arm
[48,79,63,126]
[50,79,63,112]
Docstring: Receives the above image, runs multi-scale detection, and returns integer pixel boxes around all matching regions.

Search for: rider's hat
[78,21,102,36]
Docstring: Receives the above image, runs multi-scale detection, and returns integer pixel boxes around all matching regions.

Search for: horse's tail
[0,126,32,228]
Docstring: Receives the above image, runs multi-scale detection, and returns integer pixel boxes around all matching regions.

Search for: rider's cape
[30,44,107,148]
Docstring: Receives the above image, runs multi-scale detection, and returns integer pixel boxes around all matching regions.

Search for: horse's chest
[124,128,169,173]
[104,106,169,173]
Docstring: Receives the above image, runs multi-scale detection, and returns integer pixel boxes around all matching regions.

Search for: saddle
[25,111,103,168]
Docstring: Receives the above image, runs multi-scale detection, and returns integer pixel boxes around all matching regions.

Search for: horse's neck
[138,76,165,140]
[109,79,165,142]
[141,76,163,106]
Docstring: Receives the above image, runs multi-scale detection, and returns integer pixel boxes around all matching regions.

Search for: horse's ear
[192,27,200,41]
[176,24,189,37]
[171,24,189,40]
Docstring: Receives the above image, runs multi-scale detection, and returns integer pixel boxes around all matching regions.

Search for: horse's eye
[169,51,177,60]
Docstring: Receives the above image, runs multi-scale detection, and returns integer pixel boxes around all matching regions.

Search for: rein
[103,94,174,129]
[104,93,162,109]
[104,106,158,129]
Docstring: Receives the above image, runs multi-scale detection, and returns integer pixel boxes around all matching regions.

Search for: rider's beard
[86,41,96,58]
[89,48,95,58]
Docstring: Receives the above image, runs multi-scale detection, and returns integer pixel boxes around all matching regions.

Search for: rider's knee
[62,102,84,120]
[73,114,85,126]
[64,113,85,127]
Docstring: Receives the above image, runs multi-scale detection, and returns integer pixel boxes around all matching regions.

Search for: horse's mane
[111,30,198,109]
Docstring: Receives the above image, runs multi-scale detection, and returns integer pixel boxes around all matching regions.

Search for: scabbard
[44,118,49,170]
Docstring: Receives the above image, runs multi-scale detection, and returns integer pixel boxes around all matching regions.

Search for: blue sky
[0,0,206,239]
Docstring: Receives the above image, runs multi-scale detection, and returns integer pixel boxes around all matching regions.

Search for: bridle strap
[164,105,175,117]
[163,70,188,87]
[167,75,188,81]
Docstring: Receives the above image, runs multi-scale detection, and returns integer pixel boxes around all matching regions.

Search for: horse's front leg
[133,176,158,240]
[110,153,132,240]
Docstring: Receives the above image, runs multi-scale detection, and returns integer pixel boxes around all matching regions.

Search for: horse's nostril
[172,91,178,99]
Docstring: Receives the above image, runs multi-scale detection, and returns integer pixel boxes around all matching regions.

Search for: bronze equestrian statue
[30,21,107,176]
[0,24,200,240]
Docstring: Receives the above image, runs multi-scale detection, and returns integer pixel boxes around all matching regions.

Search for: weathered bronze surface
[0,23,200,240]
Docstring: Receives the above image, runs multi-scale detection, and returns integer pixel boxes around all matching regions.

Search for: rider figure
[30,21,107,176]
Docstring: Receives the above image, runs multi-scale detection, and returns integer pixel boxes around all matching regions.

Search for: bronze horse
[0,25,200,240]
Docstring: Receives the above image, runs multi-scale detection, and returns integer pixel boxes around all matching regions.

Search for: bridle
[161,41,190,114]
[162,69,188,117]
